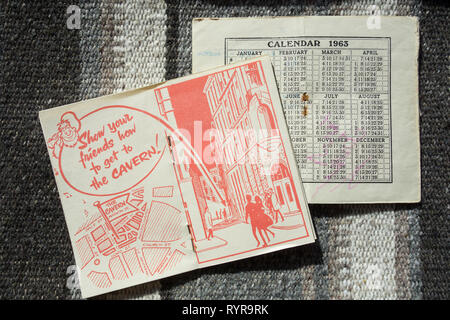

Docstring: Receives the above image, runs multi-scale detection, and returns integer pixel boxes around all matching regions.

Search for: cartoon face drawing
[58,120,79,147]
[47,111,81,158]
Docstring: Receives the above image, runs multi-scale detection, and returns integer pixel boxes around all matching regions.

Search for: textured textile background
[0,0,448,300]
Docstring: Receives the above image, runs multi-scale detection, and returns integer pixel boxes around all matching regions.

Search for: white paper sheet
[39,56,315,298]
[192,16,421,203]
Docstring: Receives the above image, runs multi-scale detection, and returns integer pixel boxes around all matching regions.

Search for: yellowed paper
[39,56,315,298]
[192,16,421,203]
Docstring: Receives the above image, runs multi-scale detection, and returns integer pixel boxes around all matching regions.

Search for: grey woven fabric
[0,0,448,300]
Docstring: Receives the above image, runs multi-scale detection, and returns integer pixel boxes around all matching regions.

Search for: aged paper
[39,56,315,298]
[192,16,421,203]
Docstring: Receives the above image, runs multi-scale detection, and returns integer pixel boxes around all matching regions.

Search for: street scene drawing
[155,60,310,263]
[41,58,313,297]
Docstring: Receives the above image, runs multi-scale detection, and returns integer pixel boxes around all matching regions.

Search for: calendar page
[192,16,421,203]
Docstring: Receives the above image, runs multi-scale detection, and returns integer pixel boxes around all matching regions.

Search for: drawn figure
[265,188,284,223]
[245,194,261,246]
[47,111,81,158]
[204,208,214,240]
[153,60,309,259]
[254,196,275,245]
[245,195,273,247]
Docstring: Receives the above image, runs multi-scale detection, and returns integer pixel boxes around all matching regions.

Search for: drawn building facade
[154,63,301,246]
[203,62,300,220]
[155,87,227,243]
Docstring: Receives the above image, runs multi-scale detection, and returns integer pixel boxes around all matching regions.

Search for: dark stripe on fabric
[418,1,450,300]
[0,1,81,299]
[164,0,180,80]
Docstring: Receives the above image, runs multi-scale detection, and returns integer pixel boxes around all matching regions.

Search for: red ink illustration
[161,249,185,274]
[123,248,143,276]
[47,111,81,159]
[142,247,171,276]
[140,201,183,243]
[155,60,309,263]
[90,225,105,241]
[152,186,174,198]
[87,271,112,289]
[56,106,167,197]
[75,235,94,269]
[109,255,128,280]
[93,194,143,248]
[72,186,188,292]
[48,59,311,296]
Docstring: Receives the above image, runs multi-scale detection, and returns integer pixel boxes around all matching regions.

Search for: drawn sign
[56,106,167,196]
